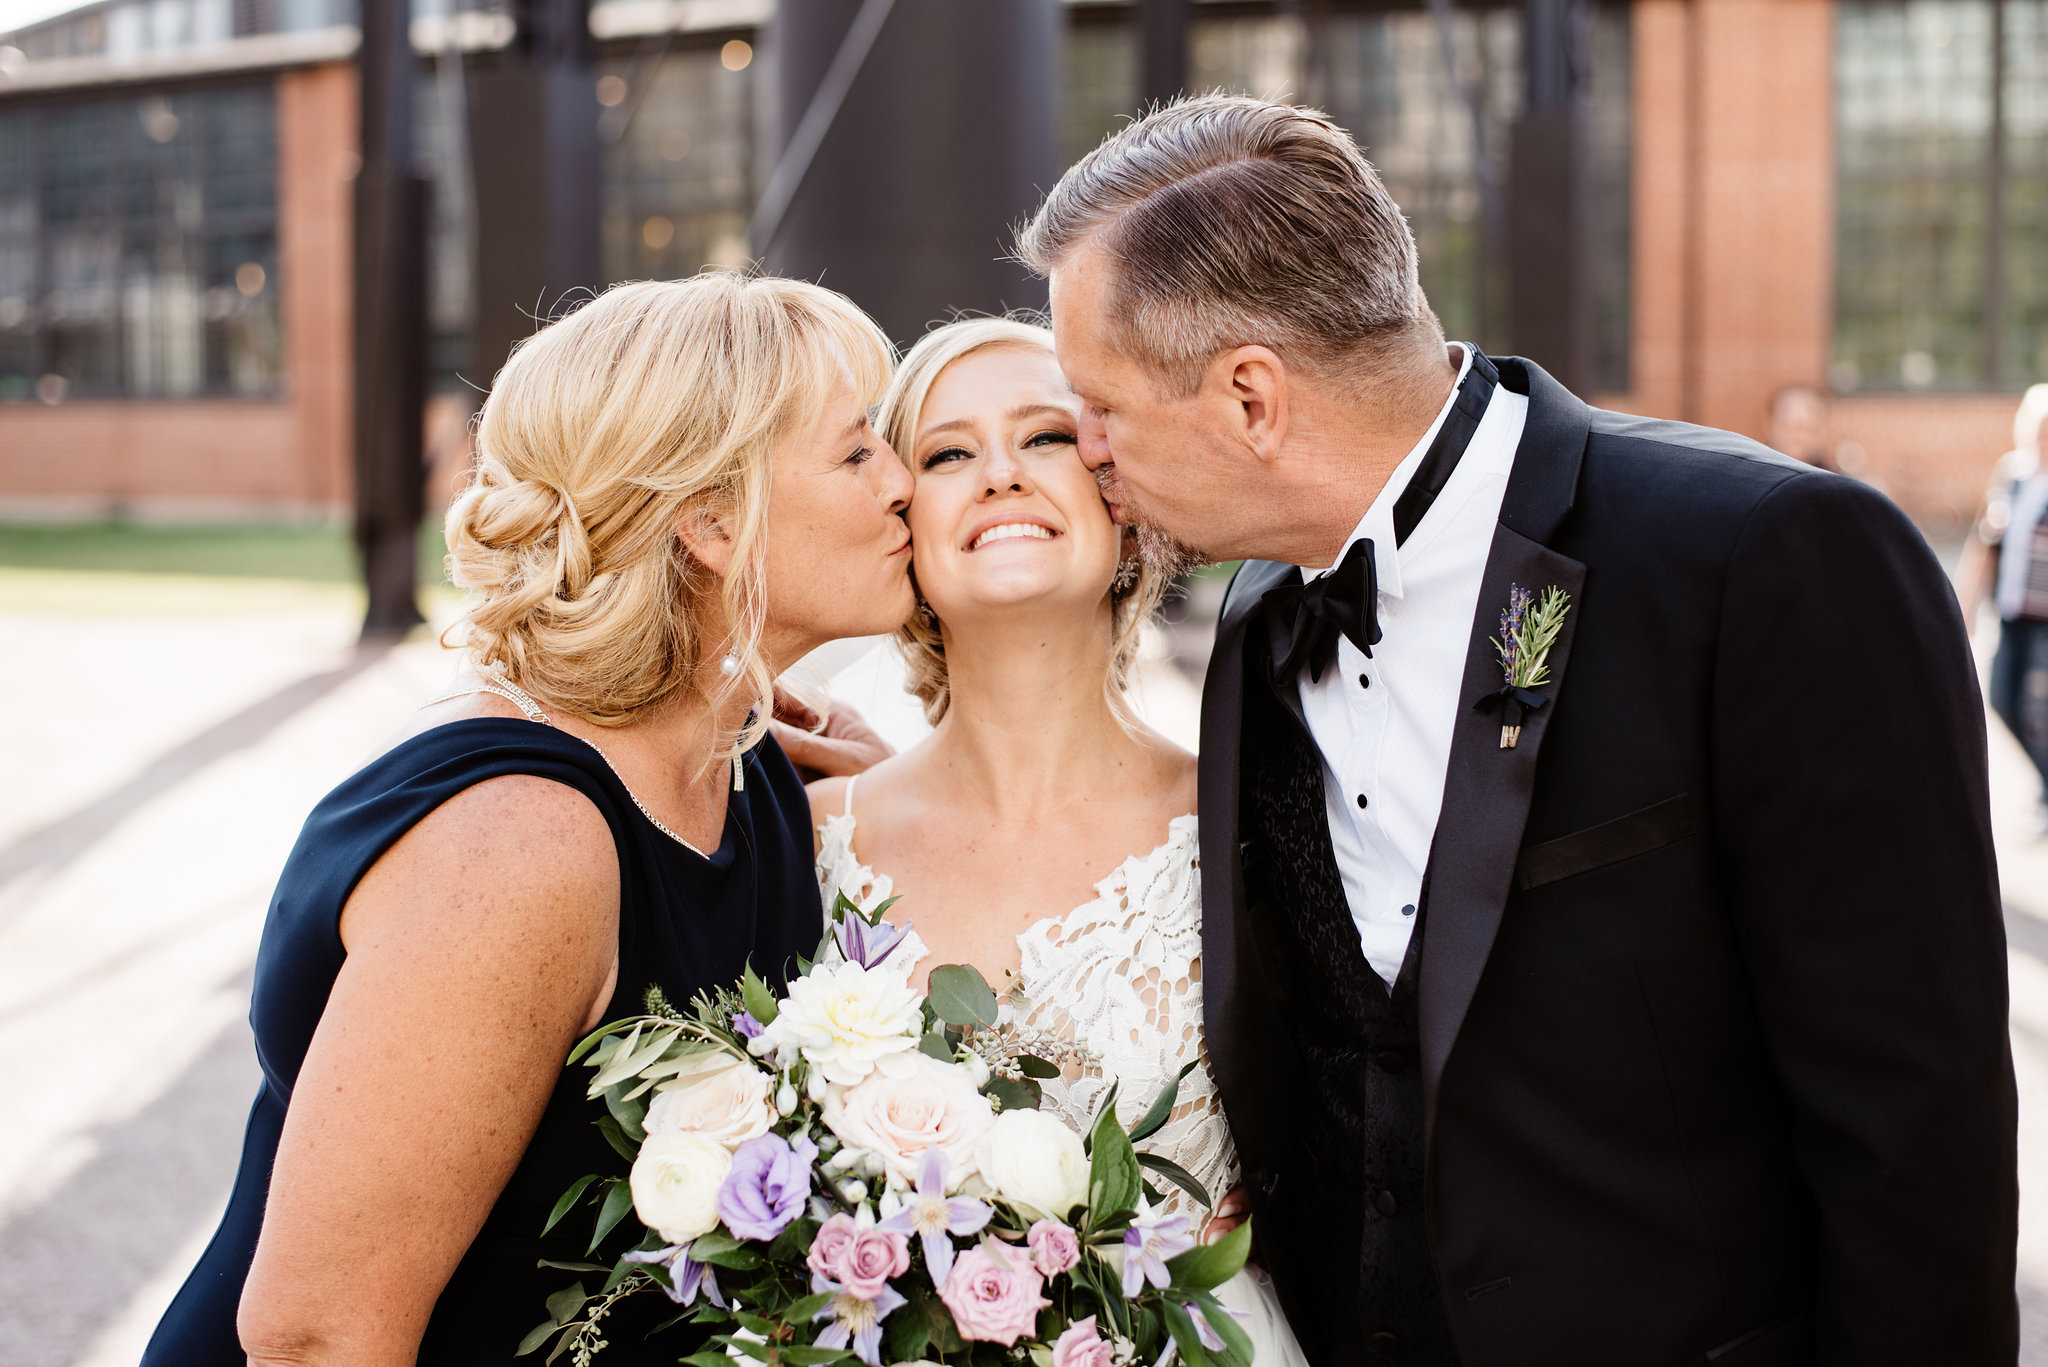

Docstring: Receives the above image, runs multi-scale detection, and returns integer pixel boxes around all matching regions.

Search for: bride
[807,317,1308,1367]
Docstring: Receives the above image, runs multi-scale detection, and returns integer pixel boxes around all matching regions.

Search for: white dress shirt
[1295,346,1529,986]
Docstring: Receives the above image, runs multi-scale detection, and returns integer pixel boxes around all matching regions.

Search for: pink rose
[838,1226,911,1300]
[936,1245,1049,1346]
[1052,1316,1115,1367]
[807,1213,859,1281]
[1026,1219,1080,1277]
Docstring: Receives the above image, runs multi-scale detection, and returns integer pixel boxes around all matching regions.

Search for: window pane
[2003,0,2048,385]
[0,82,281,403]
[599,44,756,285]
[1835,0,1994,391]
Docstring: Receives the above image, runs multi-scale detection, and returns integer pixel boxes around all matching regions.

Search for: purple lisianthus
[716,1132,817,1241]
[731,1010,765,1041]
[811,1271,906,1367]
[620,1245,725,1308]
[836,912,912,971]
[1121,1199,1196,1298]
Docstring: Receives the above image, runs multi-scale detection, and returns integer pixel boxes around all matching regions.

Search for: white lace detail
[812,811,1240,1217]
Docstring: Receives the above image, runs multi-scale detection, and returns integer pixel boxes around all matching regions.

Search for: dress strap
[426,679,552,724]
[842,773,859,818]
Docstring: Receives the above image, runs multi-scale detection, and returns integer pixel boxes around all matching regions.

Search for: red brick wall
[1603,0,2019,528]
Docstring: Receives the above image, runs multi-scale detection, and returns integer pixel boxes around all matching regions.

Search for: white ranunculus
[974,1106,1090,1220]
[629,1130,732,1245]
[757,960,923,1087]
[821,1051,996,1189]
[643,1053,775,1152]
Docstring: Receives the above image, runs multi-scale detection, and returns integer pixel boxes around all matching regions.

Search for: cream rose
[644,1053,774,1152]
[629,1130,732,1245]
[821,1052,995,1188]
[975,1107,1089,1220]
[758,960,922,1087]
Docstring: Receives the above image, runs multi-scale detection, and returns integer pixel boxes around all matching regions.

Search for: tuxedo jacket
[1198,357,2018,1365]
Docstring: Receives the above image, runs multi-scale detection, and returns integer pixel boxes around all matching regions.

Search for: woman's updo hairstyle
[874,315,1168,727]
[445,272,893,742]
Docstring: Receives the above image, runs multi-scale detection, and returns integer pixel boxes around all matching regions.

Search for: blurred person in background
[1766,383,1841,472]
[1960,383,2048,834]
[141,273,918,1367]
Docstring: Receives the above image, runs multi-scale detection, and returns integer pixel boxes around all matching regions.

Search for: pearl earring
[719,650,741,678]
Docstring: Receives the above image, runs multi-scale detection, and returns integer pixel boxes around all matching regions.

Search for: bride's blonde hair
[874,315,1167,727]
[444,272,894,747]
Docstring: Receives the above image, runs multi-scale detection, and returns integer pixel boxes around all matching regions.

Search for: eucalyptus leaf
[1014,1053,1062,1080]
[587,1178,635,1256]
[741,961,780,1027]
[986,1076,1042,1112]
[1130,1060,1199,1143]
[1136,1152,1212,1209]
[542,1174,600,1236]
[516,1319,560,1357]
[546,1282,589,1326]
[927,963,999,1029]
[917,1031,954,1063]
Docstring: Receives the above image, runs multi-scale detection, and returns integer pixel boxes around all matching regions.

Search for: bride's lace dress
[815,781,1309,1367]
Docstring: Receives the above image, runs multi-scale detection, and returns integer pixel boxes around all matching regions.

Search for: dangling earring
[719,649,741,678]
[1112,557,1141,593]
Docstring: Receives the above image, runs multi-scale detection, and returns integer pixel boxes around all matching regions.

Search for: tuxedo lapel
[1417,357,1592,1146]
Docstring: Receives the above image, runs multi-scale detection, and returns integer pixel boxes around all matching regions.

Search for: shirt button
[1356,793,1369,809]
[1374,1049,1409,1072]
[1400,903,1416,917]
[1358,673,1371,689]
[1376,1189,1399,1216]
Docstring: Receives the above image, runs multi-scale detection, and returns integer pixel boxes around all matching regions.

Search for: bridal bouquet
[522,894,1253,1367]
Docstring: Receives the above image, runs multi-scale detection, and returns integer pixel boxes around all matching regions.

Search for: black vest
[1241,659,1459,1367]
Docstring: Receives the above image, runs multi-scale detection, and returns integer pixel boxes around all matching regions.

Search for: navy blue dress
[142,718,823,1365]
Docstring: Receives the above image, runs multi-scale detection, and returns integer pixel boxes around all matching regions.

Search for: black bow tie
[1263,538,1381,685]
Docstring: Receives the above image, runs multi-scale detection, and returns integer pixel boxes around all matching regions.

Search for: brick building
[0,0,2041,527]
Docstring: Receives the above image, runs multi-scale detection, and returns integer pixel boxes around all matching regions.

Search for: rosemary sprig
[1507,585,1570,690]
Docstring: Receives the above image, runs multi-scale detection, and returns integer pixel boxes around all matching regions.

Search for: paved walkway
[0,579,2042,1363]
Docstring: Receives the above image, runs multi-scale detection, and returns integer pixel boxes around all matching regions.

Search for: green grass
[0,521,454,616]
[0,521,448,585]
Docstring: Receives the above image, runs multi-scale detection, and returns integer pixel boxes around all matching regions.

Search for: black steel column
[467,0,601,394]
[1140,0,1188,110]
[1508,0,1595,396]
[763,0,1059,347]
[353,0,429,637]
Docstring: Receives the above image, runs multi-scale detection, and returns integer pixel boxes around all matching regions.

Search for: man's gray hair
[1017,94,1439,395]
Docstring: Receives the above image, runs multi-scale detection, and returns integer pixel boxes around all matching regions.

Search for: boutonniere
[1477,583,1570,749]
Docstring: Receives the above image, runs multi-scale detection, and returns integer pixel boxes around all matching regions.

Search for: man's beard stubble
[1095,466,1213,580]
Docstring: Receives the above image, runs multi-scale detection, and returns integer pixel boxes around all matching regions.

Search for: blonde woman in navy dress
[142,274,918,1366]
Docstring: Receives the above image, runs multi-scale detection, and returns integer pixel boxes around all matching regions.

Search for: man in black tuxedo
[1019,95,2017,1365]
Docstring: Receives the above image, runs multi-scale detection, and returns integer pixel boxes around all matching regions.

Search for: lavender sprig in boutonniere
[1478,583,1570,748]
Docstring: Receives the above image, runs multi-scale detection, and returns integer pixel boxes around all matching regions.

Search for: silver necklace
[424,674,734,858]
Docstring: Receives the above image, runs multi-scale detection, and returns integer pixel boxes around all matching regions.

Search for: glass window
[1056,3,1633,393]
[1835,0,2047,391]
[0,82,282,404]
[598,41,757,285]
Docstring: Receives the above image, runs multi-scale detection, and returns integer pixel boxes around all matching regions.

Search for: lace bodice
[816,798,1239,1217]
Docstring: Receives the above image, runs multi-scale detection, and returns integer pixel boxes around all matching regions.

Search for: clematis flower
[1121,1198,1196,1297]
[620,1245,725,1308]
[715,1132,816,1241]
[875,1148,991,1284]
[731,1010,765,1041]
[810,1273,906,1367]
[836,912,914,972]
[1186,1301,1251,1352]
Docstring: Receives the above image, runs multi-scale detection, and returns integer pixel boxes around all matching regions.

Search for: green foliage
[741,962,781,1027]
[917,1031,954,1063]
[1136,1152,1211,1209]
[1164,1221,1251,1291]
[986,1075,1043,1112]
[927,963,999,1029]
[1087,1103,1141,1224]
[1130,1060,1199,1143]
[1014,1053,1063,1080]
[542,1174,600,1236]
[588,1178,634,1256]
